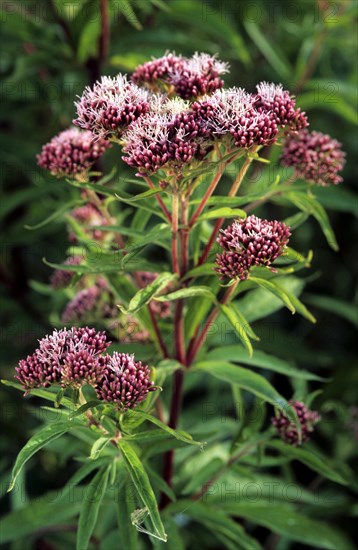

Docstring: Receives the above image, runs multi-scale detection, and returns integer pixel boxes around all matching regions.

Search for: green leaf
[89,437,112,460]
[250,276,316,323]
[181,457,224,495]
[0,489,83,544]
[1,380,74,408]
[146,464,177,502]
[286,191,339,251]
[119,272,177,314]
[196,207,246,223]
[155,286,216,302]
[116,465,139,550]
[304,294,358,329]
[77,465,110,550]
[77,18,101,62]
[313,185,358,217]
[237,276,305,323]
[8,421,73,491]
[267,441,349,486]
[183,264,216,280]
[194,361,293,419]
[207,346,326,381]
[220,502,354,550]
[125,410,203,447]
[24,199,82,230]
[244,21,291,80]
[219,303,259,357]
[116,186,163,202]
[168,501,260,550]
[118,440,167,541]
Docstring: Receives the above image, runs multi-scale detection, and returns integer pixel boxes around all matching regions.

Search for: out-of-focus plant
[1,2,357,549]
[2,47,356,549]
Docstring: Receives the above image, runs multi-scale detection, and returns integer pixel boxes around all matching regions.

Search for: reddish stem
[186,282,238,366]
[197,151,257,266]
[144,176,172,223]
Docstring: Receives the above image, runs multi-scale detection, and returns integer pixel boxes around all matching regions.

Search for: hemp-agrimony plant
[5,52,351,549]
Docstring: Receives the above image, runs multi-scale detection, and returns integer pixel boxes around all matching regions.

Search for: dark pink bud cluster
[255,82,308,131]
[16,327,110,392]
[193,88,278,148]
[73,75,150,139]
[96,352,157,410]
[61,350,107,388]
[272,400,320,446]
[122,111,198,174]
[280,129,346,186]
[215,215,291,280]
[16,352,61,393]
[132,52,228,99]
[50,256,83,289]
[37,128,109,178]
[69,203,111,243]
[169,52,229,99]
[132,52,183,90]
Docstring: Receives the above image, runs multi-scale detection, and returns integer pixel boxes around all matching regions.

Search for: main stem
[161,192,188,508]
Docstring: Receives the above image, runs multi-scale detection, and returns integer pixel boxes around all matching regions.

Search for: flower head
[169,52,229,99]
[61,350,107,388]
[16,352,61,393]
[96,352,157,410]
[255,82,308,131]
[74,74,150,139]
[215,215,291,280]
[272,400,320,445]
[280,129,346,186]
[122,108,205,174]
[37,128,109,178]
[50,256,83,289]
[131,52,184,91]
[193,88,278,147]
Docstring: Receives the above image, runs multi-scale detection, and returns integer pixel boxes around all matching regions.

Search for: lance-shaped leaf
[250,276,316,323]
[220,502,354,550]
[218,303,259,357]
[206,346,326,381]
[193,361,296,421]
[119,272,177,314]
[8,421,75,491]
[76,465,111,550]
[154,286,216,302]
[125,409,203,447]
[267,440,350,486]
[118,440,167,541]
[196,207,246,223]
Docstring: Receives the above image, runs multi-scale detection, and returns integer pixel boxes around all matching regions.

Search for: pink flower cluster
[281,129,346,186]
[38,54,311,179]
[73,74,150,139]
[16,327,110,392]
[96,352,156,411]
[132,52,229,99]
[37,128,109,178]
[272,400,320,446]
[16,327,156,410]
[215,215,291,280]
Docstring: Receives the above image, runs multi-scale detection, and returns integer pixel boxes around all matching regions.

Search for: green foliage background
[0,0,357,548]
